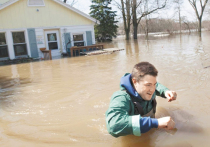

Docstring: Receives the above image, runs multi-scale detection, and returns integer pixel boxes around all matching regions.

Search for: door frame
[44,30,60,51]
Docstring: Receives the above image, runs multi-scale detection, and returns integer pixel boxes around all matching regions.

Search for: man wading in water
[106,62,177,137]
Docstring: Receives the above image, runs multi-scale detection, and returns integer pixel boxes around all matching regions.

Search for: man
[105,62,177,137]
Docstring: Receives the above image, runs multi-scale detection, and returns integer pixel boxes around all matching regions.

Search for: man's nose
[150,85,156,92]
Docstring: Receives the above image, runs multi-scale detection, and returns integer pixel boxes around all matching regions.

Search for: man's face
[132,75,157,101]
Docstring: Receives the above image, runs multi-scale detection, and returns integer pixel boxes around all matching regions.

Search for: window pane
[0,33,6,45]
[47,33,57,41]
[48,42,58,50]
[0,46,9,58]
[14,44,27,56]
[12,32,25,43]
[74,42,84,46]
[73,34,83,41]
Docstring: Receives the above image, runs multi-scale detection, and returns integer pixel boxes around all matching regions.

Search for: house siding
[60,25,95,51]
[0,0,96,60]
[1,25,95,59]
[34,25,95,58]
[0,0,94,29]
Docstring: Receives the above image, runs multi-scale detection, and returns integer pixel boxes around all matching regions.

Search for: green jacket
[105,74,169,137]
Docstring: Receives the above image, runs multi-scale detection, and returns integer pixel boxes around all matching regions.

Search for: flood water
[0,32,210,147]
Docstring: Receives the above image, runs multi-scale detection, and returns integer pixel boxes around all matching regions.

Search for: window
[47,33,58,50]
[0,33,9,58]
[12,32,27,56]
[73,34,83,42]
[73,34,84,46]
[28,0,45,6]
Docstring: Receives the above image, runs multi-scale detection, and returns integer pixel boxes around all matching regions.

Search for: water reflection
[0,32,210,146]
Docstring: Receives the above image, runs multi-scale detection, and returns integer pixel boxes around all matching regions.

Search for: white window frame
[28,0,45,7]
[11,31,28,58]
[72,33,86,46]
[0,32,9,60]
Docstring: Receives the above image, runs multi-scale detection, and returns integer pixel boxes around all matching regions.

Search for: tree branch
[136,0,143,8]
[137,0,167,25]
[113,0,123,10]
[188,0,200,19]
[200,0,203,9]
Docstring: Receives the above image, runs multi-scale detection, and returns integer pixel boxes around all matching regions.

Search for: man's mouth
[147,93,152,95]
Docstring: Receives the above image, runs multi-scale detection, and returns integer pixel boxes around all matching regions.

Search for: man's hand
[157,116,175,130]
[165,90,177,102]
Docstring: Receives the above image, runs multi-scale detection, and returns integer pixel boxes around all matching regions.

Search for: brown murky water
[0,32,210,147]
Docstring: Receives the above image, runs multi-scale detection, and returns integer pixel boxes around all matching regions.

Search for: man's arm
[105,94,139,137]
[106,92,158,137]
[106,91,176,138]
[156,82,177,102]
[165,91,177,102]
[155,82,169,98]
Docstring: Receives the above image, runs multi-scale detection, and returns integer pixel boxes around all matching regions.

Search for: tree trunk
[145,0,148,39]
[121,0,131,40]
[198,18,202,32]
[125,29,129,40]
[145,16,148,39]
[179,7,181,34]
[133,0,138,39]
[125,0,131,40]
[198,18,202,37]
[133,24,138,39]
[125,30,130,40]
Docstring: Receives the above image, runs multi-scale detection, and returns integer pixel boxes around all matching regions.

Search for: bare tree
[132,0,138,39]
[115,0,132,40]
[114,0,167,40]
[173,0,183,34]
[188,0,209,36]
[133,0,168,39]
[144,0,149,39]
[182,16,191,34]
[206,1,210,16]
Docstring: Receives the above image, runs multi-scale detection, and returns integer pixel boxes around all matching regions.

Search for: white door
[45,30,60,57]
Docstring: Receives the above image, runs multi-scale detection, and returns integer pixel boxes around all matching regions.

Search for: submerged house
[0,0,97,60]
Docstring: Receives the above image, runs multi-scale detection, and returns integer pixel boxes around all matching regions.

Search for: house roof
[0,0,97,23]
[53,0,97,23]
[0,0,19,10]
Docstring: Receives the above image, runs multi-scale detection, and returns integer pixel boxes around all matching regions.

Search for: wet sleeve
[105,94,141,137]
[155,82,169,98]
[140,117,158,133]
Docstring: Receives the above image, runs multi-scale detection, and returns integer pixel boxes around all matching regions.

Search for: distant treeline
[117,18,210,35]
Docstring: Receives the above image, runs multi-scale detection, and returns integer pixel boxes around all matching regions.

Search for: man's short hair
[131,62,158,82]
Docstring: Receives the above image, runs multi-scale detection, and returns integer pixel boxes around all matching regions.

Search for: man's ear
[132,78,137,85]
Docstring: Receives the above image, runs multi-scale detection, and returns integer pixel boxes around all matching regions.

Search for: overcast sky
[70,0,209,22]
